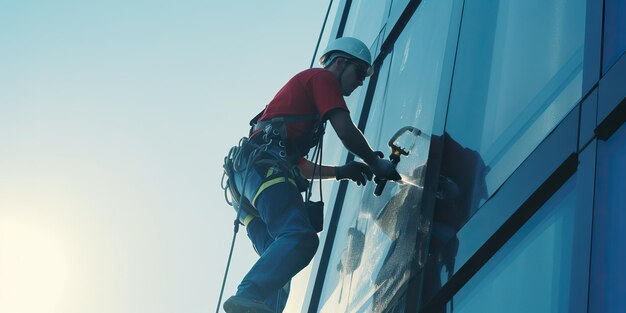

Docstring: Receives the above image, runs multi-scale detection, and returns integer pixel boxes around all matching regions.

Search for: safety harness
[221,110,326,227]
[249,110,325,163]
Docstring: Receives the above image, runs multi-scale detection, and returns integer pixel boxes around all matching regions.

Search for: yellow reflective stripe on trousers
[241,214,255,226]
[251,176,297,207]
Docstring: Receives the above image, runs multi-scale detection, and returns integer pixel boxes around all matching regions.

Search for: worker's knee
[292,231,319,259]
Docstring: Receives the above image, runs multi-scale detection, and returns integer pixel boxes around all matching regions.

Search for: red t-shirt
[258,68,349,139]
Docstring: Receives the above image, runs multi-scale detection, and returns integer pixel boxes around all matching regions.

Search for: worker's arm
[299,159,373,186]
[327,109,400,180]
[299,159,336,180]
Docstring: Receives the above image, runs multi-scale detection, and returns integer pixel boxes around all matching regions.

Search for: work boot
[223,295,273,313]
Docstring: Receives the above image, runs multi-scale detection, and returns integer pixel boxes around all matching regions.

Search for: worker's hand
[370,158,401,181]
[336,161,373,186]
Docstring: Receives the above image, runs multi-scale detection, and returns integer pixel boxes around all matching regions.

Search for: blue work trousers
[233,149,319,312]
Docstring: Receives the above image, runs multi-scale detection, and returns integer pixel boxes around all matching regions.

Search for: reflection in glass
[420,133,488,306]
[318,0,458,311]
[452,176,589,313]
[446,0,586,204]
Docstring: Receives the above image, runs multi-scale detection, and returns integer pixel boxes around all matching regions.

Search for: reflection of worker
[421,133,488,312]
[372,166,425,313]
[222,37,400,313]
[335,224,366,306]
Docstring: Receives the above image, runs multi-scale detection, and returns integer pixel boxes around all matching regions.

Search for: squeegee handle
[374,178,387,196]
[374,156,400,196]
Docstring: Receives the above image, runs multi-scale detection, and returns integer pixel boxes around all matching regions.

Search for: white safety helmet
[319,37,374,77]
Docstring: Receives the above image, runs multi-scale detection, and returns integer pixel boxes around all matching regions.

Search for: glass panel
[602,0,626,72]
[387,0,411,34]
[389,0,410,19]
[590,123,626,312]
[341,0,392,49]
[452,175,590,313]
[317,0,459,311]
[445,0,586,208]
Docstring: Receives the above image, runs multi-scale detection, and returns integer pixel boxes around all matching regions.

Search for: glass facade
[302,0,626,312]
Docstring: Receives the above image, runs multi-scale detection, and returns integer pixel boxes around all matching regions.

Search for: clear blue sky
[0,1,332,312]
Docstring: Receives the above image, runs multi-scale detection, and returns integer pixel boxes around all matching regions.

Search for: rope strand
[215,219,241,313]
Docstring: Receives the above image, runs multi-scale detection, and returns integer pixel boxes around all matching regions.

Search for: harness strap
[252,114,320,133]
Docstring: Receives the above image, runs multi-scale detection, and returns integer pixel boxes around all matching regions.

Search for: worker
[222,36,401,313]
